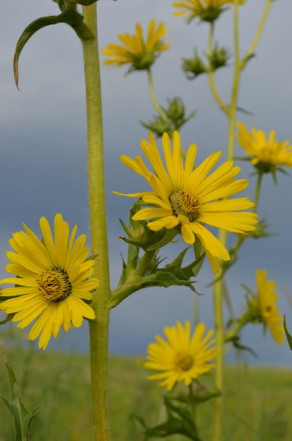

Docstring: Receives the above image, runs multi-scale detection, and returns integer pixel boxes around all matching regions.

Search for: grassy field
[0,346,291,441]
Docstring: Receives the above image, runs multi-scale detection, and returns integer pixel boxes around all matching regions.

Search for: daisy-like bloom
[256,269,284,345]
[173,0,245,23]
[115,131,257,272]
[101,19,170,71]
[145,321,217,391]
[237,122,292,173]
[0,214,99,350]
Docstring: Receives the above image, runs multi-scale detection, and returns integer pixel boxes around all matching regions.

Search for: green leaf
[109,269,196,308]
[236,106,253,116]
[0,314,13,325]
[14,10,93,88]
[230,335,257,357]
[51,0,66,11]
[132,395,201,440]
[1,352,39,441]
[146,229,178,250]
[191,388,221,404]
[76,0,99,4]
[283,316,292,350]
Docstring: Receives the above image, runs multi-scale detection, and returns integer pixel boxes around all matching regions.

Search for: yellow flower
[145,321,217,390]
[0,214,99,349]
[256,269,284,345]
[101,19,170,71]
[173,0,245,23]
[115,131,257,272]
[237,122,292,173]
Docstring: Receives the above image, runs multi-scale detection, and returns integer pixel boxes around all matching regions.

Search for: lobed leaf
[14,10,93,88]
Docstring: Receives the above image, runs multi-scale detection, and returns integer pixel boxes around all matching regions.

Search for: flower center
[169,191,200,221]
[37,267,72,303]
[175,352,194,371]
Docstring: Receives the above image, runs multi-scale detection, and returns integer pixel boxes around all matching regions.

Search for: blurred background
[1,0,292,364]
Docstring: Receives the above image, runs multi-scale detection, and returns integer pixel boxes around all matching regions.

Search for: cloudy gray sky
[1,0,292,365]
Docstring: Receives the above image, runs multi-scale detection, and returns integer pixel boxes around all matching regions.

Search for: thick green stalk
[211,229,226,441]
[81,5,111,441]
[212,3,240,441]
[147,68,168,122]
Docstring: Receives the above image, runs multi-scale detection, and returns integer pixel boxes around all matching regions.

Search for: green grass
[0,346,291,441]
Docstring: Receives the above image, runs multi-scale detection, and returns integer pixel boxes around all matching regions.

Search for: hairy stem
[207,23,229,115]
[243,0,273,67]
[81,4,111,441]
[147,68,168,122]
[212,3,240,441]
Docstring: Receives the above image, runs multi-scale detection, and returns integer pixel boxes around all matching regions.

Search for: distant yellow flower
[145,321,217,390]
[115,131,257,272]
[237,122,292,173]
[0,214,99,350]
[101,19,170,71]
[256,269,284,345]
[173,0,245,23]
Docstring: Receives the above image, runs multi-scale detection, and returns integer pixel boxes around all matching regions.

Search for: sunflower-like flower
[237,122,292,174]
[255,269,284,345]
[0,214,99,349]
[145,321,217,390]
[172,0,245,23]
[115,131,257,272]
[101,19,170,72]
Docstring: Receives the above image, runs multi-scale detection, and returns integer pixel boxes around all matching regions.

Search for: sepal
[142,98,196,137]
[208,44,230,70]
[182,51,207,80]
[109,247,202,308]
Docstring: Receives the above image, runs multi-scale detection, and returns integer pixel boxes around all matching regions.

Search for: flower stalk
[207,23,229,115]
[81,4,111,441]
[147,68,168,122]
[242,0,273,68]
[212,2,240,440]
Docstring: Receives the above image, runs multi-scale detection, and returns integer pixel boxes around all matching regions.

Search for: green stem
[227,1,241,161]
[211,2,271,434]
[189,384,196,422]
[81,5,111,441]
[212,229,226,441]
[253,171,263,211]
[147,68,168,122]
[212,3,241,441]
[224,311,250,343]
[243,0,273,68]
[135,249,156,277]
[213,170,263,283]
[109,249,156,309]
[207,23,229,115]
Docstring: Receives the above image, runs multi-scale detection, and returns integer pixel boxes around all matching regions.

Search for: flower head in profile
[115,131,257,272]
[172,0,245,23]
[145,321,217,390]
[237,122,292,174]
[101,19,170,72]
[255,269,284,345]
[0,214,99,349]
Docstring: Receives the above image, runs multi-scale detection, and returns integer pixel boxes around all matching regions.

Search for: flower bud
[165,97,185,122]
[208,44,230,70]
[182,51,207,79]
